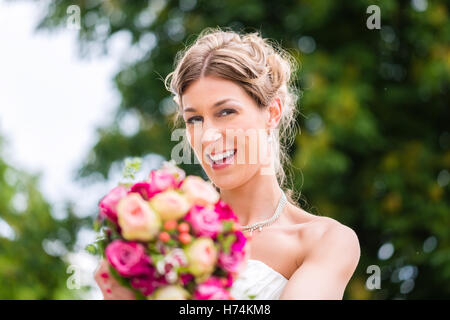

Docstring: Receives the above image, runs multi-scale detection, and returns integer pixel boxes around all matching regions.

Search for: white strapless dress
[230,259,289,300]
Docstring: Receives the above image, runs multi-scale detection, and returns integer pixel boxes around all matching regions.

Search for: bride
[94,27,360,300]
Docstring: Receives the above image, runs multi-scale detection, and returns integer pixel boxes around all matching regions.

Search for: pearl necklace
[240,190,287,236]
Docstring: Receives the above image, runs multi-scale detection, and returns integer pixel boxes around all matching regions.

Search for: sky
[0,1,134,299]
[0,1,119,206]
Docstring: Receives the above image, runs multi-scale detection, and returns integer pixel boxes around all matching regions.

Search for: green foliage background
[1,0,448,299]
[0,136,91,299]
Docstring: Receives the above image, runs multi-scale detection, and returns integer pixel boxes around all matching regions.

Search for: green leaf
[222,220,234,233]
[85,243,98,256]
[108,264,131,288]
[121,157,142,181]
[93,219,102,233]
[166,239,177,247]
[222,234,236,254]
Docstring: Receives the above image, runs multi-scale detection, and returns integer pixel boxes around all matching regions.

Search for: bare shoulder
[316,218,361,260]
[286,205,360,270]
[285,204,339,243]
[279,206,361,299]
[307,216,359,250]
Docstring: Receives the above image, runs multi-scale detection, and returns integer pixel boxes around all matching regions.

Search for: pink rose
[105,240,152,277]
[130,272,168,297]
[214,200,238,222]
[180,176,220,206]
[129,168,178,201]
[161,160,186,187]
[180,273,194,286]
[99,186,128,223]
[117,193,161,241]
[231,230,247,253]
[193,276,232,300]
[185,205,223,238]
[129,182,153,200]
[224,272,234,288]
[218,249,246,273]
[147,170,178,197]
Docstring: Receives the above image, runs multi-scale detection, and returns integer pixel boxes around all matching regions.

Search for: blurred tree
[30,0,449,299]
[0,134,92,299]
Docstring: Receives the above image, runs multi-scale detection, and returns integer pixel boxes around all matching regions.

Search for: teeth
[208,150,235,162]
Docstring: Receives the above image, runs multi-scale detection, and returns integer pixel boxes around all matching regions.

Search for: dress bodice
[230,259,289,300]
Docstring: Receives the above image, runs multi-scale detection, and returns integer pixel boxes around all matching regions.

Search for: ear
[266,97,282,129]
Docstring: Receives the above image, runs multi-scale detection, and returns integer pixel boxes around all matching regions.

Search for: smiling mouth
[206,149,237,165]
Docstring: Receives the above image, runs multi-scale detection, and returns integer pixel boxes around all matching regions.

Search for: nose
[200,124,225,160]
[201,126,222,145]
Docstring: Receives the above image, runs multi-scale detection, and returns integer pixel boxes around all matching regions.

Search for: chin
[204,169,236,190]
[206,165,259,190]
[213,179,240,191]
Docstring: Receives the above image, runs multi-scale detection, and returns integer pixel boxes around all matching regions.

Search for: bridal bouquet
[90,158,249,300]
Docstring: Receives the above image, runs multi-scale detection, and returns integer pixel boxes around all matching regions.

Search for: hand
[94,258,137,300]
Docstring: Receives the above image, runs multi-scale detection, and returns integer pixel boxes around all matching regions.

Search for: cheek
[241,118,267,157]
[186,128,199,150]
[186,128,193,146]
[187,128,208,164]
[233,131,265,166]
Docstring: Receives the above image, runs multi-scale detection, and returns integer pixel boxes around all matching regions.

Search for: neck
[219,167,283,227]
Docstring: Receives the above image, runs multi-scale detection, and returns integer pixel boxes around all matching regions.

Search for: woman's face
[181,75,276,190]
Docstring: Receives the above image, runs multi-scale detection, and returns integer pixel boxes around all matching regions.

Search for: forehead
[181,76,250,110]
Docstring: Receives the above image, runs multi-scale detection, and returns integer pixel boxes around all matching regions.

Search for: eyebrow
[182,99,240,113]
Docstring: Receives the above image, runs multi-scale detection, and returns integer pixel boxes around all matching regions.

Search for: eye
[186,116,203,124]
[218,108,236,117]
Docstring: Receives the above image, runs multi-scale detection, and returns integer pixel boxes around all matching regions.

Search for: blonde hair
[164,27,302,205]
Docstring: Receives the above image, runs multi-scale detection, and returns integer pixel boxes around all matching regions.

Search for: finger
[94,259,136,300]
[95,260,110,279]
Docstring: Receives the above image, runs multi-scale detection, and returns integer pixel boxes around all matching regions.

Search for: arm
[279,223,360,300]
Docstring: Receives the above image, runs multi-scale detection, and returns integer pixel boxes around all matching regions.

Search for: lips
[209,149,235,156]
[207,149,237,165]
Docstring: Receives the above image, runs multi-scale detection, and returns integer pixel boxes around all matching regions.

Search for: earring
[267,130,273,143]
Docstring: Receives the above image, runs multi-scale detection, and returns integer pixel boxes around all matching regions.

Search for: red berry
[179,232,192,244]
[159,232,171,242]
[164,220,177,231]
[178,222,190,233]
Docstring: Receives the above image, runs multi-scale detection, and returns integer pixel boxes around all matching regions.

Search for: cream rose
[117,193,161,241]
[149,190,191,221]
[185,237,218,278]
[151,285,190,300]
[180,176,220,206]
